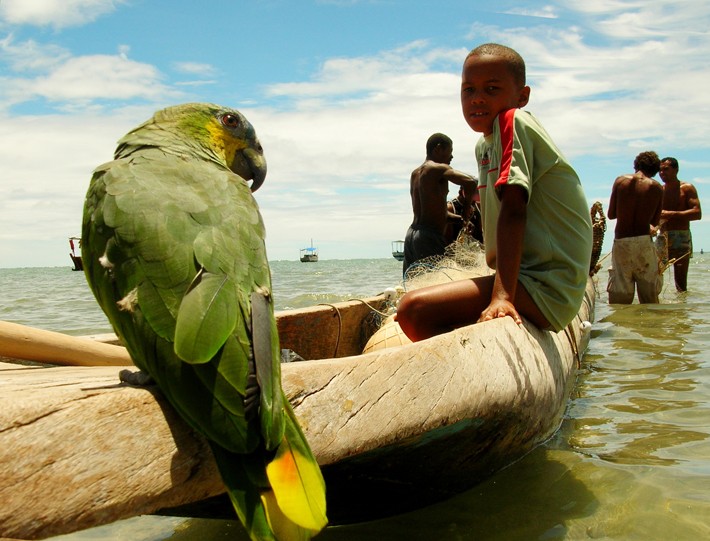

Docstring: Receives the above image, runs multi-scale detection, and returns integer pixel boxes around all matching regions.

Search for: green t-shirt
[475,108,592,331]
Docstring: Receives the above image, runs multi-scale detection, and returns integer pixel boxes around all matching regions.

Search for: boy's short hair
[466,43,526,88]
[661,156,679,171]
[634,151,661,177]
[426,133,452,156]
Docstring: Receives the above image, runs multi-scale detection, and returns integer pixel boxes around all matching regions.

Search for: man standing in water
[403,133,477,274]
[658,157,702,291]
[607,151,663,303]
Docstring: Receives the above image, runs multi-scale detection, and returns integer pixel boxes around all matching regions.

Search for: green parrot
[82,103,327,541]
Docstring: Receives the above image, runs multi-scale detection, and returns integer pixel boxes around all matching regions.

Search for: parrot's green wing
[82,103,326,541]
[174,271,239,364]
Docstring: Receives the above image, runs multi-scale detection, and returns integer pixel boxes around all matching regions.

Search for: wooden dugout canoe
[0,278,595,540]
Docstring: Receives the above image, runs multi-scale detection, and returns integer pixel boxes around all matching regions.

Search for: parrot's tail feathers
[226,488,277,541]
[260,490,321,541]
[265,406,327,534]
[208,406,326,540]
[209,443,276,541]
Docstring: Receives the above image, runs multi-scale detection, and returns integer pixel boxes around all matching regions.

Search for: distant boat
[69,237,83,271]
[391,240,404,262]
[300,239,318,262]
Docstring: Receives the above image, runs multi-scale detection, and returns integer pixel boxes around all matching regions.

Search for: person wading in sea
[657,157,702,291]
[607,151,663,304]
[402,133,477,274]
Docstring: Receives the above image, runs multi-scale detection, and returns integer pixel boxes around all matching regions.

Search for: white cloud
[172,62,218,87]
[251,1,710,260]
[0,34,70,71]
[0,41,181,110]
[0,109,149,250]
[32,55,171,101]
[266,41,465,101]
[504,6,558,19]
[173,61,218,77]
[0,0,122,29]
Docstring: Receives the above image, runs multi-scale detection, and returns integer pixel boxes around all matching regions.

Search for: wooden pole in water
[0,320,133,366]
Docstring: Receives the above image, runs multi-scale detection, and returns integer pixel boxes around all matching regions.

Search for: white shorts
[607,235,661,304]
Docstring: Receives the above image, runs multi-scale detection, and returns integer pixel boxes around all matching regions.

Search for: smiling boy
[397,43,592,341]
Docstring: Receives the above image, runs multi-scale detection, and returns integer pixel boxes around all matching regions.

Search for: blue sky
[1,0,709,267]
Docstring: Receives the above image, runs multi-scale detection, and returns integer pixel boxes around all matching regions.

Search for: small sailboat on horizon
[300,239,318,262]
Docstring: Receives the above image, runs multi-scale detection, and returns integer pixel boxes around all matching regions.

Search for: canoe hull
[0,279,595,538]
[282,280,594,521]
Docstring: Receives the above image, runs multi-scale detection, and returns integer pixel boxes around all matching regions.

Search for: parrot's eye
[221,114,241,129]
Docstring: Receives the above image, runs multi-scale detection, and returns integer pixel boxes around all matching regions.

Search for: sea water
[2,257,710,540]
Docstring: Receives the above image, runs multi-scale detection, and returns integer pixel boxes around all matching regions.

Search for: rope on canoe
[589,201,606,277]
[317,303,342,358]
[346,298,392,318]
[348,297,400,352]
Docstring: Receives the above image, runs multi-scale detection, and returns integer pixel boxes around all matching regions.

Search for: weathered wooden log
[0,321,132,366]
[0,362,222,540]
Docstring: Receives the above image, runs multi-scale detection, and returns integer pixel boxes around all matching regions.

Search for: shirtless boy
[396,43,592,341]
[658,157,702,291]
[607,151,663,303]
[403,133,477,273]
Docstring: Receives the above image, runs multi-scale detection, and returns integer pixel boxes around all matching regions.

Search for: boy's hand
[478,298,523,326]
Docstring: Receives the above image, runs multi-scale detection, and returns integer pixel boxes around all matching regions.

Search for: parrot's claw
[280,348,305,363]
[119,369,154,386]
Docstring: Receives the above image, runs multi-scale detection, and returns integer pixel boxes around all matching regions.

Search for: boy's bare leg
[396,275,550,341]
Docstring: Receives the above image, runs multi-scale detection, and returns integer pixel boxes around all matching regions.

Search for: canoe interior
[275,296,389,360]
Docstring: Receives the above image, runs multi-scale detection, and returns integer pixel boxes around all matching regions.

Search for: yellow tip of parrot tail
[261,490,322,541]
[265,435,327,534]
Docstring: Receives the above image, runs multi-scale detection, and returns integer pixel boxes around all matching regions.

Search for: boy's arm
[478,184,527,325]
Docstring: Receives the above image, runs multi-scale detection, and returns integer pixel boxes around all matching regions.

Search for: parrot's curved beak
[248,154,266,192]
[233,147,267,192]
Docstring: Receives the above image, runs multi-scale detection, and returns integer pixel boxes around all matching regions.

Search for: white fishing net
[363,231,491,353]
[401,233,491,292]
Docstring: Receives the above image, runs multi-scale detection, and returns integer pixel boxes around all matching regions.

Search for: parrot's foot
[119,369,154,386]
[281,349,305,363]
